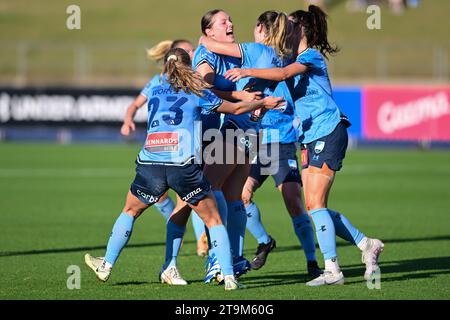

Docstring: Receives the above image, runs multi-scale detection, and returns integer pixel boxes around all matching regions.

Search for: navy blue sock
[163,220,186,270]
[227,200,247,258]
[329,209,365,245]
[292,214,317,262]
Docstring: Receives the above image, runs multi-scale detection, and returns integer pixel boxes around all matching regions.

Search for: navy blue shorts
[301,121,348,172]
[250,142,301,187]
[220,121,258,162]
[130,162,211,205]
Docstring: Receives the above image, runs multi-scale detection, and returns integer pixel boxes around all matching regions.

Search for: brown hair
[257,11,291,59]
[163,48,212,96]
[289,5,339,59]
[201,9,224,35]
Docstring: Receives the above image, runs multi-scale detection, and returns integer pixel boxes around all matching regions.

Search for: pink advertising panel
[363,86,450,141]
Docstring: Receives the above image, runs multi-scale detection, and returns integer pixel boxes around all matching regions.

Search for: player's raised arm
[216,96,285,115]
[225,62,309,83]
[195,45,262,102]
[199,35,241,58]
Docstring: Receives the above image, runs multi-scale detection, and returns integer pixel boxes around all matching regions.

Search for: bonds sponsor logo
[145,132,179,152]
[314,141,325,154]
[377,92,450,134]
[182,187,203,202]
[136,189,159,204]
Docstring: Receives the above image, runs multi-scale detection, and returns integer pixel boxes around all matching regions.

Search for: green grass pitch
[0,143,449,300]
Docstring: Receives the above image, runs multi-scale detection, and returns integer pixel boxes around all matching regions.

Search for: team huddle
[84,6,384,291]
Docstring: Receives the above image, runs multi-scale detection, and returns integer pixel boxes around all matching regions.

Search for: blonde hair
[163,48,212,97]
[147,40,173,61]
[258,11,291,59]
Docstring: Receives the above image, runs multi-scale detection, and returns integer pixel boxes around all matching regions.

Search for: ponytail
[308,5,339,58]
[290,5,339,59]
[258,11,291,59]
[163,48,212,97]
[147,40,173,61]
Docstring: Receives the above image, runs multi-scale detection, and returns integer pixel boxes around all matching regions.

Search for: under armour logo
[320,225,327,232]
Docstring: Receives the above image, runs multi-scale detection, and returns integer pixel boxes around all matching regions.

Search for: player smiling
[223,5,384,286]
[84,47,284,290]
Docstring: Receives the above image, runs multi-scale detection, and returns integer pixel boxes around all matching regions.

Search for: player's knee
[241,194,252,207]
[122,207,143,218]
[305,199,326,212]
[203,214,222,229]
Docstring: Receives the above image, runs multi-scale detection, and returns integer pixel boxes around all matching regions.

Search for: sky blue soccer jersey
[136,76,223,165]
[293,48,342,144]
[192,45,240,131]
[227,42,296,144]
[140,74,161,98]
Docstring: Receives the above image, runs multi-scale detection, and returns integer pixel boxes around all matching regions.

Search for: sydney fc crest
[314,141,325,154]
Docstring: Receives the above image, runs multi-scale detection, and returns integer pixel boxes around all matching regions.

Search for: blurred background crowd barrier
[0,0,448,147]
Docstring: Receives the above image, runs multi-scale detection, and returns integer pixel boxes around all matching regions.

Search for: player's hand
[238,90,263,102]
[224,68,250,82]
[261,96,285,110]
[120,120,135,136]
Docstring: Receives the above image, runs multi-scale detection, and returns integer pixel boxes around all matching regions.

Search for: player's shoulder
[240,42,271,55]
[193,44,217,68]
[296,48,326,69]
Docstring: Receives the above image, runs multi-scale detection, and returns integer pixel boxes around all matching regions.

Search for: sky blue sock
[227,200,247,258]
[104,213,135,265]
[213,190,228,227]
[163,220,186,270]
[209,224,233,276]
[292,214,317,262]
[207,190,228,259]
[310,208,337,260]
[191,211,205,241]
[246,202,270,244]
[329,209,366,245]
[154,197,175,221]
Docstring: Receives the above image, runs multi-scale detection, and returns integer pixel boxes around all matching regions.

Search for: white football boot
[84,254,111,282]
[224,277,246,291]
[160,266,188,285]
[362,238,384,280]
[306,270,345,287]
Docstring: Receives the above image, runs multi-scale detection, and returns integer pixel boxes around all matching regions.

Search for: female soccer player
[153,10,263,285]
[193,9,261,283]
[120,39,209,258]
[84,47,284,290]
[223,5,384,286]
[199,10,322,278]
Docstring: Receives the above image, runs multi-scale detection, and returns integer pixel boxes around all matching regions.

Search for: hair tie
[167,55,178,62]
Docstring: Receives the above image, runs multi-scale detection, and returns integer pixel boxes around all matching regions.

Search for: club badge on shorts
[314,141,325,154]
[288,159,298,169]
